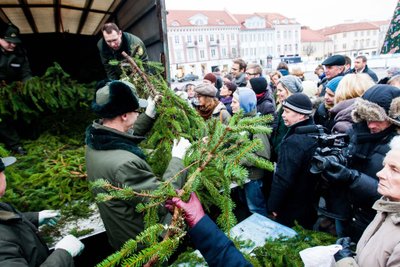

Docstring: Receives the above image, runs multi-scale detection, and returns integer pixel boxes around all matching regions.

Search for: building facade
[301,26,333,61]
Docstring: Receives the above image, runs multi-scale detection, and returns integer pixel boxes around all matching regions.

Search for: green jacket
[85,114,185,250]
[0,203,73,267]
[97,32,148,80]
[0,47,32,82]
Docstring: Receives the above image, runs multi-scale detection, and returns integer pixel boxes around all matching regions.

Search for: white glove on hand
[145,96,157,118]
[38,210,61,226]
[171,137,191,159]
[55,235,85,257]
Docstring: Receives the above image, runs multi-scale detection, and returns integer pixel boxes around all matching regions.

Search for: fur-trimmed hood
[352,85,400,126]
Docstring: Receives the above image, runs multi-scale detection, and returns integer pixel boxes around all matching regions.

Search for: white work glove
[145,96,157,118]
[171,137,191,159]
[55,235,85,257]
[38,210,61,226]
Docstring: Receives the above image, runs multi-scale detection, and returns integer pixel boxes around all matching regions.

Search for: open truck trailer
[0,1,170,265]
[0,0,170,82]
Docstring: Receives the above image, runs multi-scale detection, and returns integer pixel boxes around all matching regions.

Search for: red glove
[171,192,205,228]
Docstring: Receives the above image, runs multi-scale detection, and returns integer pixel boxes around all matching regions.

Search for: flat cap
[322,55,345,66]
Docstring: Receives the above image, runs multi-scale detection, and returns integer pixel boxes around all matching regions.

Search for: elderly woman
[194,83,231,124]
[335,135,400,266]
[270,75,303,160]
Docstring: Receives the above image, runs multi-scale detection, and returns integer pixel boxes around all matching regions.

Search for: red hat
[203,73,217,84]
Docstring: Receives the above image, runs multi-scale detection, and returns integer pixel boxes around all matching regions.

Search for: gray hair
[390,136,400,150]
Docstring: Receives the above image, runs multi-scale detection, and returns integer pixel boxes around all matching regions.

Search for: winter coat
[240,110,272,180]
[329,123,398,241]
[270,108,288,161]
[268,117,319,229]
[97,32,148,80]
[330,98,356,134]
[85,114,185,250]
[0,202,73,267]
[351,65,378,83]
[336,198,400,267]
[189,215,252,267]
[212,101,231,125]
[256,90,276,116]
[219,96,233,115]
[0,46,32,82]
[314,102,335,132]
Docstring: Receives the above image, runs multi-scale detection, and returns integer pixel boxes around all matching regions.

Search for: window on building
[372,51,377,56]
[174,36,180,44]
[373,40,376,46]
[361,31,364,36]
[222,48,227,57]
[295,43,298,52]
[199,35,203,42]
[176,50,182,62]
[232,47,237,57]
[343,43,346,49]
[221,34,225,41]
[187,35,192,42]
[366,39,370,47]
[245,48,249,56]
[288,44,292,51]
[277,31,280,38]
[277,45,281,53]
[283,31,287,39]
[200,50,205,59]
[367,30,370,36]
[354,31,358,37]
[210,34,214,41]
[288,31,292,39]
[343,32,347,38]
[284,44,288,51]
[188,49,194,61]
[231,33,235,40]
[211,49,216,58]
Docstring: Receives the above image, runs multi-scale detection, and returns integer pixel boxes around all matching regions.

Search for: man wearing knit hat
[320,84,400,242]
[268,93,319,229]
[85,80,190,250]
[249,77,276,116]
[314,76,343,132]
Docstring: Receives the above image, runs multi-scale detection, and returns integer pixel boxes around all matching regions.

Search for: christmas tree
[381,0,400,54]
[93,53,274,266]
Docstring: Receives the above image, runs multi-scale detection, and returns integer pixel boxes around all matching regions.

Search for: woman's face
[377,150,400,201]
[197,95,207,106]
[271,74,280,85]
[231,97,240,113]
[276,83,290,103]
[220,85,231,97]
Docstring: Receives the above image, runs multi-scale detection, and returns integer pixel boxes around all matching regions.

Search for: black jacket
[313,103,335,132]
[0,46,32,82]
[0,202,73,267]
[256,90,276,116]
[352,65,378,83]
[268,117,319,229]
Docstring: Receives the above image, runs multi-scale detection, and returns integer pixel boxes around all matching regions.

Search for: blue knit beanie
[233,87,257,114]
[326,76,343,93]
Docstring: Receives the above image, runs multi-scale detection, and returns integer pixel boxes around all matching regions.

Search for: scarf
[196,99,219,120]
[220,96,233,105]
[256,91,266,101]
[85,124,146,159]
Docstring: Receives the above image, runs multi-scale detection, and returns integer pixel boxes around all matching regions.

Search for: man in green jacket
[85,80,190,250]
[0,156,84,266]
[0,23,31,155]
[97,23,148,80]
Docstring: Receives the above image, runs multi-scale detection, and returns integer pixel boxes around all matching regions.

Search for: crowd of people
[1,20,400,266]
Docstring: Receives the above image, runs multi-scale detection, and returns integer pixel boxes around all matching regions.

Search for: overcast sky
[165,0,398,29]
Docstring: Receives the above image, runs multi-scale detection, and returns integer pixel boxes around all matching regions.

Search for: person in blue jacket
[167,192,252,267]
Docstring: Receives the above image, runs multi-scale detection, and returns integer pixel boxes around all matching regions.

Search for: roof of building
[318,20,390,35]
[301,26,330,42]
[166,10,239,27]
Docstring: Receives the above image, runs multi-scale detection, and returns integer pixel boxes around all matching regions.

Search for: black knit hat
[282,93,313,115]
[249,77,267,94]
[92,80,147,118]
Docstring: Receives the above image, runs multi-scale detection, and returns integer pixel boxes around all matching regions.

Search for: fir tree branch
[121,52,158,97]
[103,183,161,199]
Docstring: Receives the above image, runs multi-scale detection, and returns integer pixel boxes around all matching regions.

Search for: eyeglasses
[246,72,257,76]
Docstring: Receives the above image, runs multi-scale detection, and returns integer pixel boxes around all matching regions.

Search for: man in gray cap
[0,156,85,266]
[319,55,345,96]
[85,80,190,250]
